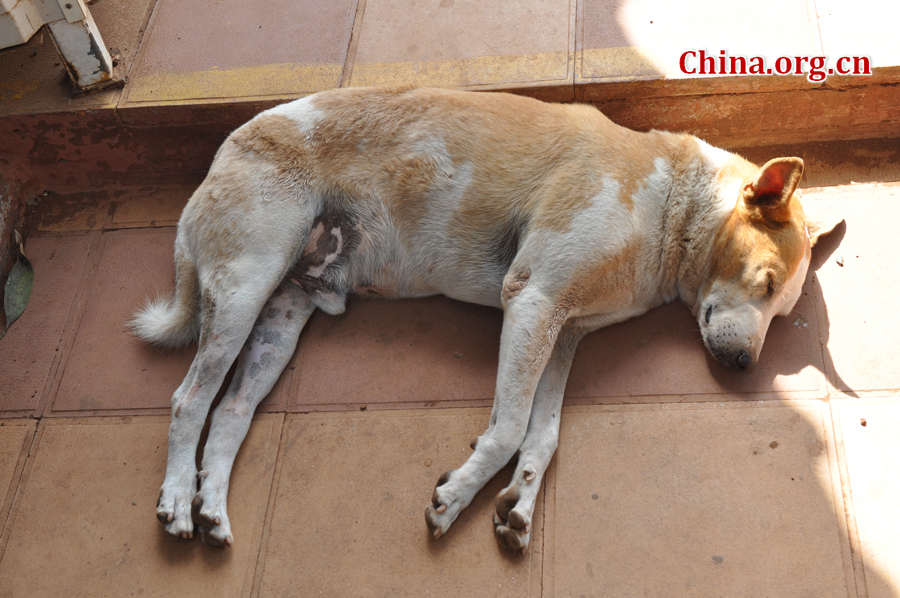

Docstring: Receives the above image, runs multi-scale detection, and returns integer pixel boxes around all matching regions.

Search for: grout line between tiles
[339,0,366,88]
[35,231,104,418]
[249,413,293,598]
[0,418,45,563]
[0,421,37,559]
[241,413,284,598]
[820,401,862,598]
[540,454,556,598]
[829,401,869,598]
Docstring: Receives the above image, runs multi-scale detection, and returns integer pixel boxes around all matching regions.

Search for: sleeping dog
[132,87,841,552]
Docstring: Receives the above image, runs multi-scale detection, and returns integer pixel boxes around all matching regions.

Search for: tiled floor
[1,170,899,595]
[1,0,899,595]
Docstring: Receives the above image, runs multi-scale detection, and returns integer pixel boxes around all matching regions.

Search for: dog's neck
[657,136,735,314]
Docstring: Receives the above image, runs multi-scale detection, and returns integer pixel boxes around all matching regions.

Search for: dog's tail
[129,242,200,349]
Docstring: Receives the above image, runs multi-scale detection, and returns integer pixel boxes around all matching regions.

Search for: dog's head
[696,157,841,371]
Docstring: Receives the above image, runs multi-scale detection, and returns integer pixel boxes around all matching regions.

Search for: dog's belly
[288,208,507,310]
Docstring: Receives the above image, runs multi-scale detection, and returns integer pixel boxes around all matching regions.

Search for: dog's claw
[436,504,447,514]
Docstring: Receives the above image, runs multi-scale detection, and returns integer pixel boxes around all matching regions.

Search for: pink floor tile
[0,415,281,596]
[288,296,501,410]
[255,410,541,597]
[565,286,827,402]
[50,229,193,413]
[125,0,358,103]
[50,229,287,414]
[349,0,574,98]
[1,234,95,416]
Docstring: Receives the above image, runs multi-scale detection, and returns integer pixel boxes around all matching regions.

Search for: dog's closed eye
[705,305,713,324]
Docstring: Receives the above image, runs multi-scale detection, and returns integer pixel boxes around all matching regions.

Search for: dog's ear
[799,195,845,247]
[742,157,804,223]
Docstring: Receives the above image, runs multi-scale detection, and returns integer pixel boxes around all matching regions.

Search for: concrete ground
[1,0,899,596]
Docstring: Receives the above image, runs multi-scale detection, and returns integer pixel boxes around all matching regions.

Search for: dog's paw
[493,485,531,553]
[156,485,196,540]
[199,521,234,548]
[191,491,234,548]
[424,470,465,539]
[493,511,531,553]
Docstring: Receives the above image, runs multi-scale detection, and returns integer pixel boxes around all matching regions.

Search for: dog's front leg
[493,323,585,553]
[425,285,568,539]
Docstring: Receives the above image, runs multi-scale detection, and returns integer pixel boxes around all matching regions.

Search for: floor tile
[803,184,900,394]
[288,275,825,411]
[0,414,281,597]
[124,0,357,104]
[565,288,826,403]
[349,0,574,99]
[549,402,851,597]
[50,229,194,413]
[0,420,35,541]
[50,228,287,414]
[832,399,900,598]
[289,296,502,410]
[578,0,820,89]
[255,410,541,597]
[0,234,95,416]
[108,185,192,229]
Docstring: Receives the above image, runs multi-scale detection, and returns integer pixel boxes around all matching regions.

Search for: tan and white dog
[132,87,840,552]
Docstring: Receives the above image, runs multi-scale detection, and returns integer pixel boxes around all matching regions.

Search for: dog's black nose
[734,351,753,371]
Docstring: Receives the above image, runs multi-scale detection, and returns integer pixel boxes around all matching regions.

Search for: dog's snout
[734,350,753,371]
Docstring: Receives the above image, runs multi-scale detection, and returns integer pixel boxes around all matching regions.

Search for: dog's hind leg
[425,283,568,539]
[156,276,280,540]
[192,282,315,547]
[492,324,585,553]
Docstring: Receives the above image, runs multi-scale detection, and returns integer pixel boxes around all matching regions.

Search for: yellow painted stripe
[349,51,571,88]
[580,46,663,81]
[0,81,42,102]
[127,62,343,103]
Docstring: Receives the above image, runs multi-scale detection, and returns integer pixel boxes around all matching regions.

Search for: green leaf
[1,253,34,340]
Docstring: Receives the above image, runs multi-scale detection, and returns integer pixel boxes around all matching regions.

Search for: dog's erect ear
[742,157,804,223]
[799,195,845,247]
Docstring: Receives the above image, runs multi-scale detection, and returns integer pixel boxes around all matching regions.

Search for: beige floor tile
[0,414,282,597]
[579,0,820,86]
[833,398,900,598]
[804,183,900,394]
[549,402,851,597]
[0,421,35,544]
[255,410,541,597]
